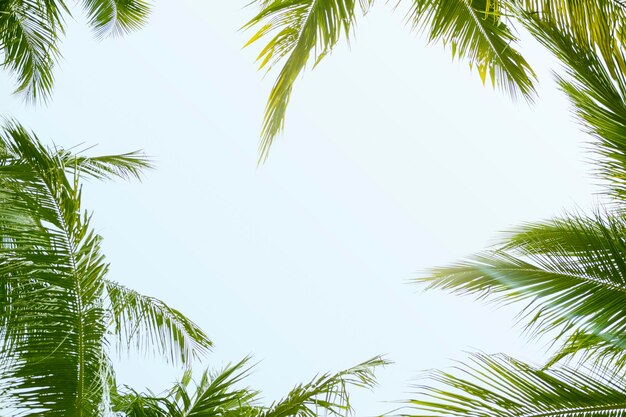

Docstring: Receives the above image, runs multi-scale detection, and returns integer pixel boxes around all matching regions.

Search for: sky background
[0,1,600,414]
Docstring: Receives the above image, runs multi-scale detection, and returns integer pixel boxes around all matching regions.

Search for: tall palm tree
[0,0,150,102]
[112,356,387,417]
[0,121,212,416]
[400,9,626,417]
[244,0,626,160]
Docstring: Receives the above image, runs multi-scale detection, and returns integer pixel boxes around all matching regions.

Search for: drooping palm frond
[244,0,541,160]
[0,0,150,101]
[81,0,151,38]
[243,0,626,161]
[408,0,536,100]
[113,356,388,417]
[420,210,626,361]
[0,0,62,102]
[105,280,213,365]
[480,0,626,72]
[243,0,367,161]
[406,352,626,417]
[403,5,626,416]
[516,11,626,201]
[520,0,626,74]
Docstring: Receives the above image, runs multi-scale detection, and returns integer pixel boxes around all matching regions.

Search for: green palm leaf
[405,5,626,417]
[0,0,61,102]
[420,210,626,361]
[105,280,213,365]
[244,0,539,160]
[409,0,536,100]
[520,0,626,73]
[113,356,388,417]
[0,121,210,415]
[62,150,152,181]
[518,11,626,200]
[260,356,386,417]
[406,352,626,417]
[0,122,112,415]
[244,0,367,161]
[82,0,151,37]
[0,0,150,101]
[545,329,626,373]
[113,358,259,417]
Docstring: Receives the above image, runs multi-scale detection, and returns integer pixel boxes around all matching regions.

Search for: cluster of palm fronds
[112,356,386,417]
[0,0,150,101]
[402,8,626,417]
[4,0,625,162]
[4,0,626,416]
[0,122,210,414]
[244,0,626,160]
[0,121,387,415]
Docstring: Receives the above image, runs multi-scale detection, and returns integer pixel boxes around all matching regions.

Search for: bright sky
[0,1,600,415]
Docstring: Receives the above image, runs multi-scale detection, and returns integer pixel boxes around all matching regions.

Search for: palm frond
[113,358,259,417]
[420,209,626,356]
[0,0,61,102]
[81,0,151,37]
[62,149,152,181]
[244,0,366,161]
[0,0,150,100]
[520,0,626,74]
[244,0,543,160]
[111,389,165,417]
[105,280,213,365]
[545,329,626,374]
[170,358,259,417]
[406,352,626,417]
[0,122,110,415]
[260,355,388,417]
[113,356,387,417]
[0,121,155,415]
[409,0,536,100]
[517,11,626,200]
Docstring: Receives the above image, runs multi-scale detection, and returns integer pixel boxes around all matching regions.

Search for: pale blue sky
[0,1,598,414]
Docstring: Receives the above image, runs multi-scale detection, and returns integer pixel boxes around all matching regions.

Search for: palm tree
[0,120,388,417]
[112,356,387,417]
[399,10,626,417]
[0,0,150,102]
[0,121,212,416]
[243,0,626,160]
